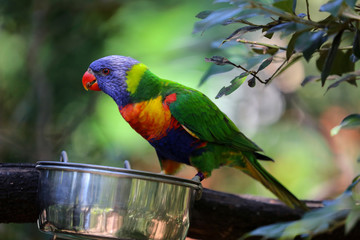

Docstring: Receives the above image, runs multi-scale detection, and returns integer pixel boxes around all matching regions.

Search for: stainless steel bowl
[36,160,201,240]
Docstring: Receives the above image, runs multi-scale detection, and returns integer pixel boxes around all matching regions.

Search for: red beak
[82,68,101,91]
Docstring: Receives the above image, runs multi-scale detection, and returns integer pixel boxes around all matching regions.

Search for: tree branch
[0,164,39,223]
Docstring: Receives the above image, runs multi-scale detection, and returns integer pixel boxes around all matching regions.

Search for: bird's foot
[192,172,204,200]
[191,172,205,182]
[191,175,201,182]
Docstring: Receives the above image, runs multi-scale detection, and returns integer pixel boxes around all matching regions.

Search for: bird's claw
[191,175,202,182]
[192,172,204,200]
[192,172,205,182]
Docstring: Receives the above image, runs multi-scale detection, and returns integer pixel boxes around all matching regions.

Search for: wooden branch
[0,163,39,223]
[1,163,360,240]
[188,190,360,240]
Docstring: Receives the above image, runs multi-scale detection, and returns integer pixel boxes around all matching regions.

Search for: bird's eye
[102,68,110,75]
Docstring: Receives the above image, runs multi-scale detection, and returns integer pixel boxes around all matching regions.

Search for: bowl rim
[36,161,201,190]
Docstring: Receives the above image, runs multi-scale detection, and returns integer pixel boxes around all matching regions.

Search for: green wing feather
[167,86,262,153]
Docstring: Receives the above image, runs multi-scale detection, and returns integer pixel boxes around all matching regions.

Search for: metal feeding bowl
[36,152,202,240]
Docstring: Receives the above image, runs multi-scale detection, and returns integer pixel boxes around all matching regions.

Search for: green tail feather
[242,156,308,211]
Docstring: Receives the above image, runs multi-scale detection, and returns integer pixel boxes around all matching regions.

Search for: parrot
[82,55,307,210]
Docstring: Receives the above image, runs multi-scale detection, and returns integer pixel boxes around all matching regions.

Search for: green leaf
[205,56,234,66]
[319,0,345,16]
[325,73,356,93]
[273,0,295,13]
[222,9,265,25]
[321,30,344,86]
[295,31,327,61]
[345,207,360,234]
[336,49,355,74]
[353,29,360,59]
[316,49,327,73]
[195,10,214,19]
[222,26,262,45]
[301,75,321,87]
[318,49,354,79]
[286,31,303,60]
[285,27,316,60]
[331,114,360,136]
[215,72,249,99]
[193,7,243,33]
[247,77,256,87]
[266,22,308,37]
[256,1,292,15]
[198,64,234,86]
[292,0,297,12]
[257,57,273,72]
[347,77,358,87]
[345,0,357,8]
[264,32,275,39]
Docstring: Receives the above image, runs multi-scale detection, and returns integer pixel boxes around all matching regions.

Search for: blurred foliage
[331,113,360,135]
[0,0,123,163]
[1,0,360,239]
[194,0,360,238]
[195,0,360,96]
[243,175,360,239]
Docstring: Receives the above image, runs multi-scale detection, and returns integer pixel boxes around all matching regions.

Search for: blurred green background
[1,0,360,239]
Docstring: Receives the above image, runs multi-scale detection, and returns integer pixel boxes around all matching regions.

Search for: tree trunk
[0,163,359,240]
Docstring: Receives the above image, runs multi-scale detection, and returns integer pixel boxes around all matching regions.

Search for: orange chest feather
[119,94,179,141]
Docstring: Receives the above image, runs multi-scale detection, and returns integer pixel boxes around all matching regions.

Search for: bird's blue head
[82,55,140,106]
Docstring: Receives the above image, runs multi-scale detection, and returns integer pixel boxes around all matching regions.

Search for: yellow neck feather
[126,63,148,94]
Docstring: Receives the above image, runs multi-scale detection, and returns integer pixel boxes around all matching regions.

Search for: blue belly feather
[149,127,203,165]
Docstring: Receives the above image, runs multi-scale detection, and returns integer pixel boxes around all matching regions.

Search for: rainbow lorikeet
[82,55,307,210]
